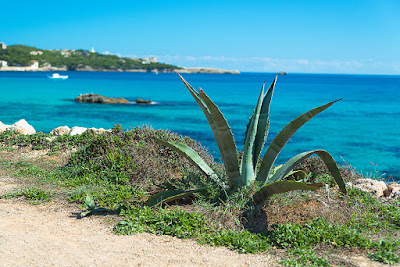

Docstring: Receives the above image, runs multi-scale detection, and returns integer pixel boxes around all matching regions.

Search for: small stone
[87,127,106,135]
[352,178,388,198]
[50,126,71,136]
[388,183,400,199]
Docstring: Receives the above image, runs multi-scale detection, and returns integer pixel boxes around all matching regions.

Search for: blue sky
[1,0,399,74]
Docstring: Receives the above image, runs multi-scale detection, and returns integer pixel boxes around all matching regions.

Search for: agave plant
[149,75,346,206]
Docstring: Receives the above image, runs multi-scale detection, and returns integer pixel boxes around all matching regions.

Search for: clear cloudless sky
[1,0,399,74]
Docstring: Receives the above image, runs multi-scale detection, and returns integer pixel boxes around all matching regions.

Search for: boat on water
[49,73,68,79]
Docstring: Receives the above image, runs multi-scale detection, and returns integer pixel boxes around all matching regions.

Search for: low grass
[0,187,52,204]
[0,127,399,266]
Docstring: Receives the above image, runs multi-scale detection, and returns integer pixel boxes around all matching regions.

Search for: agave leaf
[178,74,214,126]
[252,77,277,171]
[254,181,323,203]
[256,99,342,184]
[85,194,96,210]
[283,169,307,180]
[240,84,265,185]
[81,207,113,217]
[179,75,240,185]
[179,74,223,156]
[263,149,346,193]
[199,89,241,185]
[154,138,218,180]
[145,189,199,207]
[81,210,93,217]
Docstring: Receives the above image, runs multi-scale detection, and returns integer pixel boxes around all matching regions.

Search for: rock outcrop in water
[135,99,152,104]
[75,93,130,104]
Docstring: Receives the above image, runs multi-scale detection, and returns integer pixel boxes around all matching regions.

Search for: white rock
[388,183,400,199]
[69,126,87,136]
[50,126,71,136]
[352,178,388,198]
[0,121,10,133]
[8,119,36,135]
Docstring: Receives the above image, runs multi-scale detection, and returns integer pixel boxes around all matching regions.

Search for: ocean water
[0,71,399,180]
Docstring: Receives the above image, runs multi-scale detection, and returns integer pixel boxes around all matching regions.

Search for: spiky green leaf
[254,181,323,203]
[81,210,92,217]
[145,189,199,207]
[256,99,341,183]
[252,77,276,171]
[81,207,112,217]
[240,83,265,185]
[154,138,218,180]
[199,89,241,185]
[263,149,346,193]
[85,194,96,210]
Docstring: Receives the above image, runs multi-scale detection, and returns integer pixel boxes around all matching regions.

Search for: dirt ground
[0,175,277,266]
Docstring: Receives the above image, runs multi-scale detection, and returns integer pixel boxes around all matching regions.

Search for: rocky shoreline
[0,66,240,74]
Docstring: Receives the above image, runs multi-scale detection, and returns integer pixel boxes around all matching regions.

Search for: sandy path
[0,178,274,266]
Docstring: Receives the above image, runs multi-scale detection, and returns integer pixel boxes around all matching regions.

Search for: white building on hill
[30,60,39,70]
[0,42,6,49]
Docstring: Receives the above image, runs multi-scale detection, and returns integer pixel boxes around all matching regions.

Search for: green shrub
[369,249,400,264]
[115,206,211,238]
[280,248,330,267]
[0,187,52,204]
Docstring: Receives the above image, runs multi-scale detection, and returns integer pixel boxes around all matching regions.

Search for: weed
[280,248,330,267]
[369,249,400,264]
[0,187,52,204]
[115,206,211,238]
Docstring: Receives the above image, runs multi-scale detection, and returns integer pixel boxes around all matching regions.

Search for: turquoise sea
[0,71,399,180]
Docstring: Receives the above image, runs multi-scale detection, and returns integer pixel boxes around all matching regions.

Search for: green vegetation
[0,45,180,71]
[280,248,330,266]
[0,187,52,204]
[1,128,399,265]
[153,75,346,207]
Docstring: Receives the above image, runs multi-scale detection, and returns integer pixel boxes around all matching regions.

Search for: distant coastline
[0,43,239,74]
[0,67,239,74]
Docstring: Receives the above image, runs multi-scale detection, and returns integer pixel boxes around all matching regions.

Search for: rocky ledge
[75,94,130,104]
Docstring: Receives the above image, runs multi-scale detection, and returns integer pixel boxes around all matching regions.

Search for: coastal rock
[69,126,87,136]
[136,99,152,104]
[8,119,36,135]
[87,127,107,135]
[0,121,10,133]
[352,179,387,198]
[75,93,129,104]
[388,183,400,199]
[50,126,71,136]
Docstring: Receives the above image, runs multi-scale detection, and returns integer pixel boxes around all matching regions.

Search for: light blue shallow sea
[0,71,399,180]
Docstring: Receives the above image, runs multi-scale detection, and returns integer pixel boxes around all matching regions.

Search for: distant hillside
[0,45,180,72]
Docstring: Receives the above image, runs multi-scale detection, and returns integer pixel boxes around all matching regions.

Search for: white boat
[49,73,68,79]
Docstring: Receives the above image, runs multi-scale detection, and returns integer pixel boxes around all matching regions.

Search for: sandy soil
[0,176,275,266]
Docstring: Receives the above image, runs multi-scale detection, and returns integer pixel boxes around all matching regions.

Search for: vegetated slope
[0,45,180,71]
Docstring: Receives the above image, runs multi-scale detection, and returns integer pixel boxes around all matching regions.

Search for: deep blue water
[0,71,399,180]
